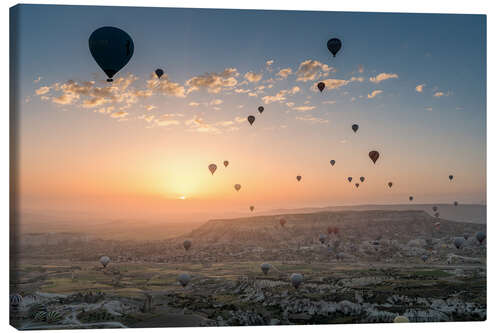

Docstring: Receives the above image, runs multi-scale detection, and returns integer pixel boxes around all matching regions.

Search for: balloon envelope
[296,175,302,182]
[258,106,264,113]
[100,256,110,267]
[155,68,164,79]
[449,174,454,181]
[208,164,217,175]
[290,273,303,289]
[178,273,191,287]
[248,115,255,125]
[89,27,134,82]
[388,182,393,188]
[369,150,380,164]
[327,38,342,57]
[261,263,271,275]
[249,205,255,212]
[352,124,359,133]
[355,183,359,188]
[330,160,335,166]
[223,160,229,167]
[360,176,365,182]
[409,196,414,201]
[183,240,192,251]
[234,184,241,191]
[454,237,464,249]
[347,177,353,182]
[317,82,325,92]
[476,231,486,244]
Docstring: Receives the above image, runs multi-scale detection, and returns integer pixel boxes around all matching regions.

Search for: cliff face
[187,210,485,246]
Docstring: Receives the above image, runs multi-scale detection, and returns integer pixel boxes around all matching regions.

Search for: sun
[178,196,187,200]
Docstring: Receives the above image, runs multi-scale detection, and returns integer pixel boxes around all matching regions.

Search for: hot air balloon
[369,150,380,164]
[352,124,359,133]
[463,234,469,240]
[258,106,264,114]
[249,205,255,212]
[290,273,303,289]
[317,82,325,92]
[183,240,192,251]
[248,115,255,125]
[178,273,191,287]
[261,263,271,275]
[327,38,342,57]
[155,68,164,79]
[89,27,134,82]
[46,311,63,323]
[476,231,486,244]
[360,176,365,183]
[330,160,336,166]
[319,234,327,244]
[223,160,229,168]
[454,201,458,206]
[279,218,287,227]
[409,196,414,201]
[421,254,428,262]
[347,177,353,183]
[296,175,302,182]
[434,212,440,218]
[355,183,360,188]
[208,163,217,175]
[454,237,465,249]
[234,184,241,192]
[393,315,410,323]
[388,182,393,188]
[432,206,438,212]
[449,174,454,181]
[99,256,110,268]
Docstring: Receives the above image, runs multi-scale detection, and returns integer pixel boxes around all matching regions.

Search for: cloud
[189,102,200,107]
[234,116,247,123]
[286,102,295,108]
[276,68,293,79]
[138,114,155,123]
[235,88,250,94]
[349,76,364,83]
[296,115,328,124]
[415,84,425,93]
[145,105,157,112]
[296,60,332,82]
[186,68,239,93]
[210,99,223,105]
[357,65,364,73]
[425,107,433,111]
[367,90,383,99]
[266,60,274,71]
[434,91,444,97]
[33,76,42,83]
[369,73,399,84]
[35,86,50,95]
[261,86,300,104]
[110,111,128,118]
[322,100,336,104]
[293,105,316,112]
[95,106,115,114]
[244,71,263,83]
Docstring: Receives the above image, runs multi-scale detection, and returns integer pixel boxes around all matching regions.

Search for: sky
[13,4,486,223]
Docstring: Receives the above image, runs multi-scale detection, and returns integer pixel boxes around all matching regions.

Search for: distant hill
[266,204,486,224]
[187,210,485,246]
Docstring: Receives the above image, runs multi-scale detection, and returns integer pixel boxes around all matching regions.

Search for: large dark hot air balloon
[409,196,414,201]
[319,234,327,244]
[449,174,454,181]
[89,27,134,82]
[208,164,217,175]
[317,82,325,92]
[360,176,365,183]
[432,206,438,212]
[369,151,380,164]
[388,182,393,188]
[476,231,486,244]
[183,240,192,251]
[248,115,255,125]
[355,183,359,188]
[327,38,342,57]
[352,124,359,133]
[258,106,264,114]
[330,160,335,166]
[454,201,458,206]
[155,68,164,79]
[296,175,302,182]
[347,177,353,183]
[249,205,255,212]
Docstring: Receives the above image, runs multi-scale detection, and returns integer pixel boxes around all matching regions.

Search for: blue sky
[13,4,486,218]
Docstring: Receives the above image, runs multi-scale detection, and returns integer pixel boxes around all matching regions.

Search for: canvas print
[9,4,486,329]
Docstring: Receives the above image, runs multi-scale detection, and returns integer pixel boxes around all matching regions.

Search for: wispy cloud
[296,60,332,82]
[186,68,239,94]
[276,68,293,79]
[293,105,316,112]
[296,115,328,124]
[367,89,383,99]
[369,73,399,84]
[244,71,263,83]
[261,86,300,104]
[415,84,425,93]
